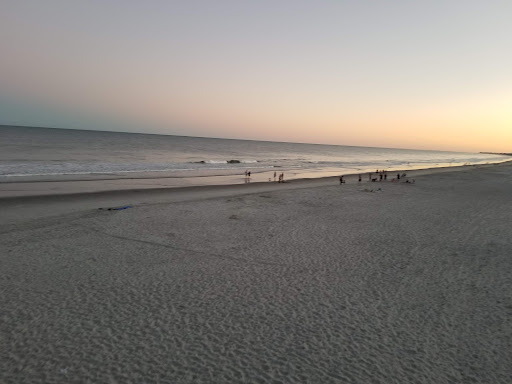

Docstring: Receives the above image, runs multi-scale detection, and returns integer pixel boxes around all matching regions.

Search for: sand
[1,162,511,383]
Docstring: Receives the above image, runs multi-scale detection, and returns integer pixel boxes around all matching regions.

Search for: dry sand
[1,162,511,383]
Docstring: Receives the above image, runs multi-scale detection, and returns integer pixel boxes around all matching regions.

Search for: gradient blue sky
[1,0,511,151]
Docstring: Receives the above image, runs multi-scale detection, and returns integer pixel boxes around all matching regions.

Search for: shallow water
[0,125,508,180]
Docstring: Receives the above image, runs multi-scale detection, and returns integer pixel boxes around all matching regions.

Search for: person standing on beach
[274,171,277,181]
[358,174,362,182]
[339,175,344,184]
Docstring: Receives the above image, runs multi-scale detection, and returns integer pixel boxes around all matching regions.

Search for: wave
[197,160,227,164]
[195,159,258,164]
[2,154,508,178]
[0,165,276,178]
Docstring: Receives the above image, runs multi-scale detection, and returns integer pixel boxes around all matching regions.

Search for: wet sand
[0,161,508,199]
[1,162,511,383]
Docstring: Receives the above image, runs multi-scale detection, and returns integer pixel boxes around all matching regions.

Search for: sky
[0,0,511,152]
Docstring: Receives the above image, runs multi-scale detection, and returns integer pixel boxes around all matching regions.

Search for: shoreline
[0,159,511,200]
[2,160,511,227]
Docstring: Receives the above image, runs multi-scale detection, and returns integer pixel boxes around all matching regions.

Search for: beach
[1,161,511,383]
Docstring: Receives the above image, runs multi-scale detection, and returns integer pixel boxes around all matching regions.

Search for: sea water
[0,125,508,181]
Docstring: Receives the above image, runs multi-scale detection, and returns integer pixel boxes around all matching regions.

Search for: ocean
[0,125,508,182]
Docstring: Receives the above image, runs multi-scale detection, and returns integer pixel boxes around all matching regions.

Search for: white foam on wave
[200,159,258,164]
[0,165,276,178]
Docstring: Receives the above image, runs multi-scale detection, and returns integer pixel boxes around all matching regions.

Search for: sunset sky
[1,0,511,152]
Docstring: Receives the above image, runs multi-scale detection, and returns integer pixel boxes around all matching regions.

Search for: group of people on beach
[338,170,415,184]
[391,172,415,183]
[274,171,285,183]
[245,170,285,183]
[245,169,414,185]
[368,170,389,182]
